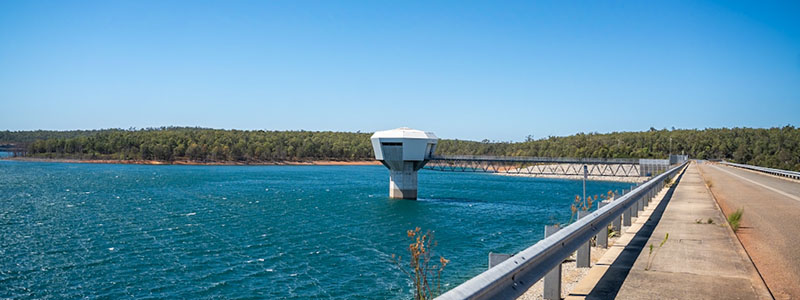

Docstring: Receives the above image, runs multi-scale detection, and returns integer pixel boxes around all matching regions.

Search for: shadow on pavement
[575,166,688,299]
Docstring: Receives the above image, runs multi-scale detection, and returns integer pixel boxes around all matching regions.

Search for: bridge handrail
[430,155,640,164]
[435,161,687,300]
[720,161,800,180]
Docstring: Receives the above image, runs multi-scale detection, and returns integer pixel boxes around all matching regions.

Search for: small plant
[586,195,597,211]
[705,179,713,188]
[664,177,673,187]
[728,208,744,232]
[599,190,616,201]
[608,227,617,238]
[645,233,669,270]
[695,218,715,224]
[569,194,598,223]
[392,227,449,300]
[569,195,580,223]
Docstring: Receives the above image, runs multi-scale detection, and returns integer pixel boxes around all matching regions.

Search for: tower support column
[389,162,418,199]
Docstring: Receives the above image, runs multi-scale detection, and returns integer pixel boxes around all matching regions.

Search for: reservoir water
[0,161,634,299]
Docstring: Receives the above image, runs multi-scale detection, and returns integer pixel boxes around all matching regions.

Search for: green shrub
[728,209,744,232]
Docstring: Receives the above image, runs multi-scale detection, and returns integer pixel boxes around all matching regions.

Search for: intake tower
[370,128,438,199]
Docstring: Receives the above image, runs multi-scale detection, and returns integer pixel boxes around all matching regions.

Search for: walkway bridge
[424,155,684,177]
[370,127,689,199]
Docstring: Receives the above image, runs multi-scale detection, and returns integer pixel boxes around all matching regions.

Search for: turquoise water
[0,161,633,299]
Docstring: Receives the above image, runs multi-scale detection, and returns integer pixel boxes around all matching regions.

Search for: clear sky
[1,1,798,141]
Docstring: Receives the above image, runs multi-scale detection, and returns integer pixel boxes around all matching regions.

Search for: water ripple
[0,161,634,299]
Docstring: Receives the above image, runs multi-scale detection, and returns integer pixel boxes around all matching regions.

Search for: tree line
[3,126,798,171]
[440,126,800,171]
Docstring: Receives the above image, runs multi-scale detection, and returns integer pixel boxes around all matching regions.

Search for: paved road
[699,162,800,300]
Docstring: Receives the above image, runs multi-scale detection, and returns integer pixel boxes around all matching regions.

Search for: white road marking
[711,164,800,203]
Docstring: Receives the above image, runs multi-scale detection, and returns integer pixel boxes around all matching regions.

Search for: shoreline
[496,173,647,183]
[1,157,381,166]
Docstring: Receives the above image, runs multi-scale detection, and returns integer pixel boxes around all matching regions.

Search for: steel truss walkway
[424,155,671,177]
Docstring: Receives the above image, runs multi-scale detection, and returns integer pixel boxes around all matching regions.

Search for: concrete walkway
[570,162,771,299]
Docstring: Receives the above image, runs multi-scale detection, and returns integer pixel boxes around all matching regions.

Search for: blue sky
[1,1,798,141]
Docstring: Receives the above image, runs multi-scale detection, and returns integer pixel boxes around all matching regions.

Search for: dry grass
[392,227,448,300]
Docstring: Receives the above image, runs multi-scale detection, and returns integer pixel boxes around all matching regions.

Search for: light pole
[583,165,588,207]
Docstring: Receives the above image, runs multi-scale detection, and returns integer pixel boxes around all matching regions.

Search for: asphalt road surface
[698,162,800,300]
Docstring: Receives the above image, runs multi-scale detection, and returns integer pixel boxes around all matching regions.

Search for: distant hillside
[438,126,800,171]
[0,129,108,144]
[7,126,800,171]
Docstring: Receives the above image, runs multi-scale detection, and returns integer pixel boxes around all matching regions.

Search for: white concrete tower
[371,128,438,200]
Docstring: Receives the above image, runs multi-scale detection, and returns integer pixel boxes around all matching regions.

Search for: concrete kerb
[564,165,688,300]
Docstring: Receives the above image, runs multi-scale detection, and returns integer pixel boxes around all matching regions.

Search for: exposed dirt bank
[2,157,381,166]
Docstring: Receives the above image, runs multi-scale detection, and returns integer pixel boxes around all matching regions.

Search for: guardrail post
[543,225,561,300]
[652,187,656,200]
[577,211,591,268]
[654,185,659,201]
[610,194,621,233]
[488,253,512,269]
[653,184,659,203]
[631,198,639,218]
[624,204,632,226]
[596,202,608,248]
[638,193,644,211]
[642,190,649,209]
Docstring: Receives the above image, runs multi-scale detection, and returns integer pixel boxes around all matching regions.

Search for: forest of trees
[2,126,799,171]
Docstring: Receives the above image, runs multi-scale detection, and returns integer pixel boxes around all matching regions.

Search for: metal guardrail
[435,161,688,300]
[720,161,800,180]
